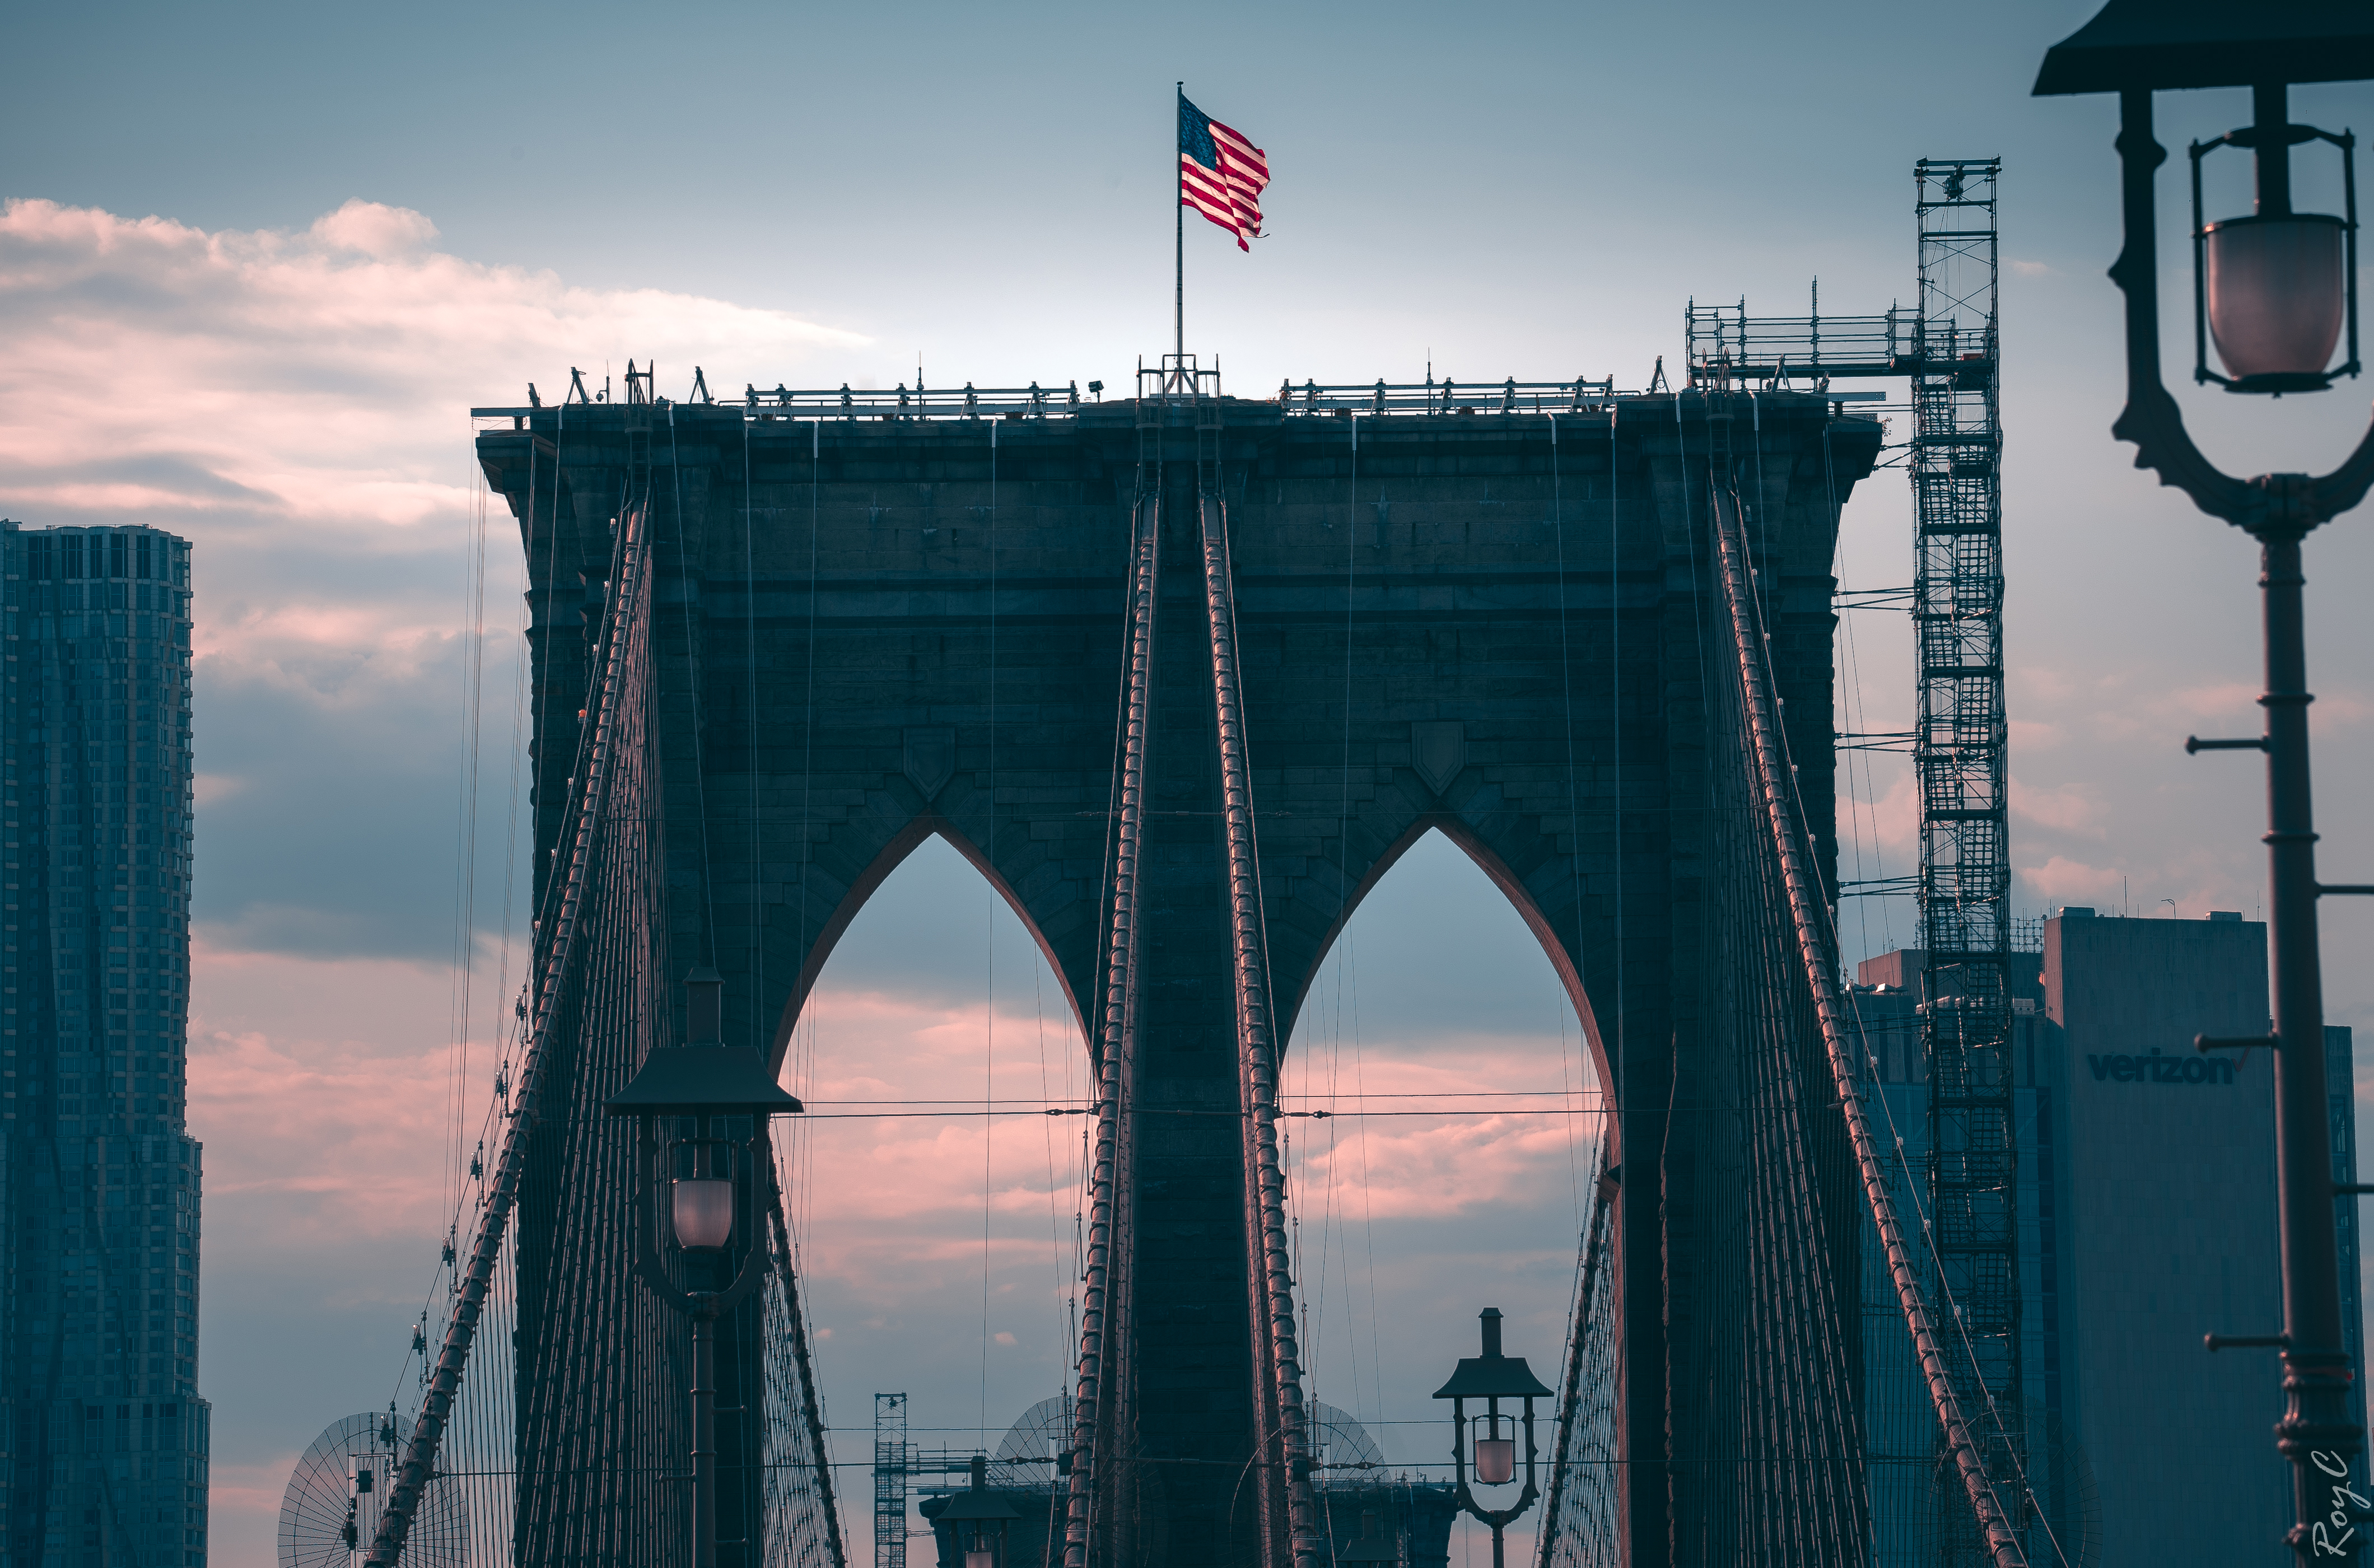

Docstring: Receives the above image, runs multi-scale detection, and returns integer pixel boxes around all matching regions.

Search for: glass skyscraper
[1,521,206,1568]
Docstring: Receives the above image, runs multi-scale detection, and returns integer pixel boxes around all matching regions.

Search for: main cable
[1706,461,2026,1568]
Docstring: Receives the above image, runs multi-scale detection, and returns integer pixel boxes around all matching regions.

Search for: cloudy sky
[4,2,2372,1564]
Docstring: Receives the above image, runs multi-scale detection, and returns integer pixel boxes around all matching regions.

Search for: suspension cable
[1198,489,1321,1568]
[366,492,650,1568]
[1704,478,2026,1568]
[1064,489,1160,1568]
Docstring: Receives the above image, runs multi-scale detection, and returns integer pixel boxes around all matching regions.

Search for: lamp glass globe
[2205,216,2347,382]
[671,1177,735,1250]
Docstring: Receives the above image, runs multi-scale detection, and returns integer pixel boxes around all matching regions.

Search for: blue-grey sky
[4,3,2372,1564]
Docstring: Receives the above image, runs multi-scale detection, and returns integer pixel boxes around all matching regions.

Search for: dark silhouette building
[1852,912,2362,1567]
[0,521,206,1568]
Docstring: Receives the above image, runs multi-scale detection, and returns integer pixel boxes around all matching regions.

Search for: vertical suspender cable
[746,417,763,1052]
[1538,1150,1619,1566]
[366,498,650,1568]
[1704,483,2025,1568]
[1663,390,1695,1554]
[1544,412,1590,1220]
[760,1121,850,1568]
[983,418,1000,1443]
[667,405,718,964]
[797,417,823,1283]
[782,414,845,1567]
[1065,492,1160,1568]
[1538,400,1629,1568]
[1197,492,1321,1568]
[1608,402,1622,1077]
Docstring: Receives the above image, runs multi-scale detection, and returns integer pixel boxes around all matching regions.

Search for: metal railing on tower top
[1272,376,1621,415]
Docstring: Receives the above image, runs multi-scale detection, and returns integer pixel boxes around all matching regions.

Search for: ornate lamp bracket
[629,1114,773,1319]
[2110,89,2374,542]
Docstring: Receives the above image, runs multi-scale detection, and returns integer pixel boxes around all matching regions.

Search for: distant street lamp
[603,966,805,1568]
[935,1454,1020,1568]
[1336,1506,1400,1565]
[1432,1308,1552,1568]
[2035,4,2374,1561]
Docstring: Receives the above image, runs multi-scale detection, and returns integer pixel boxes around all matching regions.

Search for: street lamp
[2195,127,2357,394]
[1336,1506,1400,1565]
[602,966,804,1568]
[1431,1308,1552,1568]
[934,1454,1020,1568]
[2035,5,2374,1562]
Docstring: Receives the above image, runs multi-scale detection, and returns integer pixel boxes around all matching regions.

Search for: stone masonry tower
[476,384,1881,1568]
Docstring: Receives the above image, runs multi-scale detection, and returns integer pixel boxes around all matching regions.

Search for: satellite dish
[278,1412,466,1568]
[992,1395,1074,1486]
[1307,1402,1383,1478]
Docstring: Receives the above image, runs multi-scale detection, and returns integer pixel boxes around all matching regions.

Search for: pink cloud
[2007,662,2368,753]
[2007,717,2061,751]
[766,966,1602,1330]
[0,196,896,991]
[0,195,870,676]
[309,199,440,257]
[2152,679,2266,724]
[203,1457,296,1534]
[188,941,465,1245]
[1838,760,1919,865]
[2017,855,2125,906]
[2013,662,2081,706]
[771,986,1094,1292]
[2010,774,2105,838]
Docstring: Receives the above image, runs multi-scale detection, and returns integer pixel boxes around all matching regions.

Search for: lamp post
[602,967,805,1568]
[2036,7,2374,1562]
[1336,1506,1400,1565]
[934,1454,1020,1568]
[1432,1308,1552,1568]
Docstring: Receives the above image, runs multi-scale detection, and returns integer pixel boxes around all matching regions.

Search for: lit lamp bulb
[2205,213,2348,384]
[1474,1422,1515,1487]
[671,1178,735,1250]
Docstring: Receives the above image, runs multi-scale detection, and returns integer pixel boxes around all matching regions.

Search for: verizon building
[2050,909,2312,1568]
[1854,911,2359,1567]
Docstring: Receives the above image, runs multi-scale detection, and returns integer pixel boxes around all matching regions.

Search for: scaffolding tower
[872,1396,997,1566]
[875,1394,909,1568]
[1907,156,2019,1567]
[1685,158,2022,1565]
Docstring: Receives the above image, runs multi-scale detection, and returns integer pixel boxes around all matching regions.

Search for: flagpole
[1174,81,1184,372]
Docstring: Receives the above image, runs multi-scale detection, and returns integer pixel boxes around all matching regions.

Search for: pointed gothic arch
[1280,815,1615,1159]
[767,814,1094,1076]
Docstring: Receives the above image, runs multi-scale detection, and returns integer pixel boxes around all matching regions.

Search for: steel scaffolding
[874,1394,910,1568]
[1682,158,2023,1565]
[1907,157,2019,1567]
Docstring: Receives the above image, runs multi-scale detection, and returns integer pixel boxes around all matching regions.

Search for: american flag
[1179,95,1267,251]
